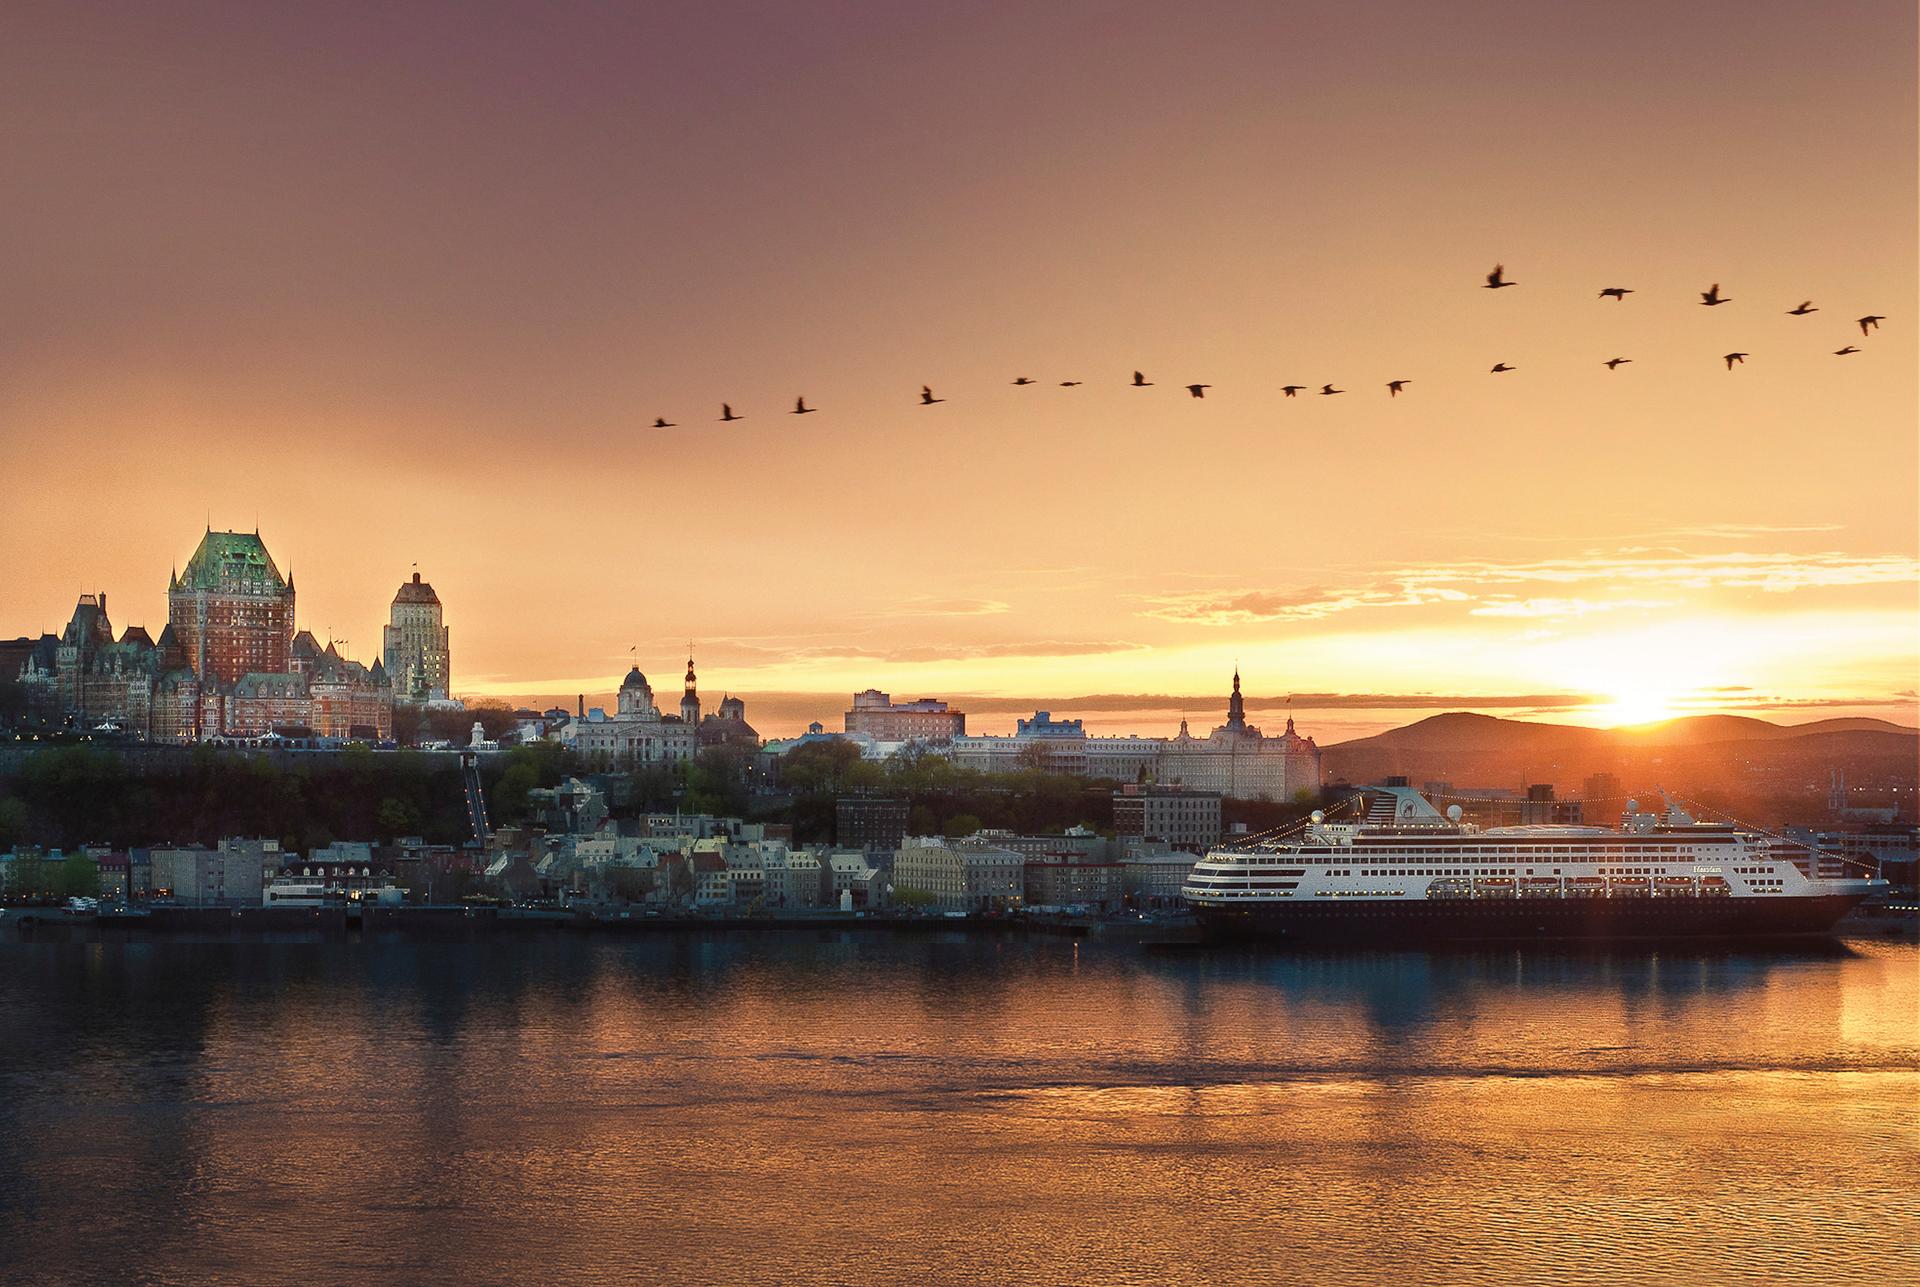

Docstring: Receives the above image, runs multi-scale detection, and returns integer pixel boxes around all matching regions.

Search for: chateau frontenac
[4,528,446,741]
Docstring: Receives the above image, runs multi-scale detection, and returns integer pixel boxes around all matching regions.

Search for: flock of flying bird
[648,266,1890,425]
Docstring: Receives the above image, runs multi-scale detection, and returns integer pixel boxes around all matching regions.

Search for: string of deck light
[646,268,1891,425]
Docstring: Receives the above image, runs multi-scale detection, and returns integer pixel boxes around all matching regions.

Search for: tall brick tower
[167,528,295,686]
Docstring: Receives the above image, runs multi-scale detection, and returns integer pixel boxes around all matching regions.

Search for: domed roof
[620,665,649,690]
[393,571,441,605]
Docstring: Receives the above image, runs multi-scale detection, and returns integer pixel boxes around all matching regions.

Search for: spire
[1227,666,1246,730]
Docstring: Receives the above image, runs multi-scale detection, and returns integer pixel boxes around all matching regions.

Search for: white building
[936,673,1320,802]
[563,666,700,768]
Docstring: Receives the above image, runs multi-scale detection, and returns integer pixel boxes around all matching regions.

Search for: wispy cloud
[873,596,1012,618]
[1146,550,1918,625]
[1468,597,1674,619]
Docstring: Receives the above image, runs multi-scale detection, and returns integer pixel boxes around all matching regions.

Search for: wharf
[1,904,1198,942]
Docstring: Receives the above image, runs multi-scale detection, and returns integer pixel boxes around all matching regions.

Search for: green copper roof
[176,530,288,595]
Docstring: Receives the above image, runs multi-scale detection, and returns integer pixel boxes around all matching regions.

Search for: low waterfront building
[1120,842,1202,909]
[1023,857,1123,912]
[149,837,279,906]
[891,837,1022,913]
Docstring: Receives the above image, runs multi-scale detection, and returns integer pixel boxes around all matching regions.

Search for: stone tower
[382,571,451,703]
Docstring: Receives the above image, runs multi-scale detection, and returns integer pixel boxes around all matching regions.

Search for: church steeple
[1227,666,1246,731]
[680,645,701,725]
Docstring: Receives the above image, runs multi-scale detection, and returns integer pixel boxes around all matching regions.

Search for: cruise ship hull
[1190,892,1872,944]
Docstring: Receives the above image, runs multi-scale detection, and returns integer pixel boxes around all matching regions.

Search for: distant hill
[1321,712,1919,807]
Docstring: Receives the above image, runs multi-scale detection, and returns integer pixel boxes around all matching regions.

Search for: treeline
[0,743,579,852]
[777,740,1114,843]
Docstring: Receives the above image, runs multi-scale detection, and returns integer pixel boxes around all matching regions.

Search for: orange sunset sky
[2,1,1915,739]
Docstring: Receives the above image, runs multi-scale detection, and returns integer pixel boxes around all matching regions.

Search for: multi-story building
[150,837,279,906]
[1155,671,1322,802]
[891,837,1023,913]
[1120,842,1202,909]
[168,529,296,686]
[1023,857,1123,912]
[836,797,909,858]
[15,552,392,742]
[1112,785,1223,853]
[382,572,451,704]
[564,666,699,767]
[844,690,966,742]
[937,673,1321,802]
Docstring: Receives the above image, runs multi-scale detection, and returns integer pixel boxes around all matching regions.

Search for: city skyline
[3,1,1914,737]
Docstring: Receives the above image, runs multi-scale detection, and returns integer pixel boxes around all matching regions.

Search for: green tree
[0,796,29,849]
[891,885,937,909]
[54,852,99,899]
[376,797,421,840]
[7,852,46,899]
[943,813,983,838]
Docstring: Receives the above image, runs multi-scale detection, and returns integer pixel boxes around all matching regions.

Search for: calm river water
[0,930,1915,1285]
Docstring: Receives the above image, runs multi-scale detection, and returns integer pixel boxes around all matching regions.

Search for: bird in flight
[653,417,676,428]
[1012,377,1035,386]
[1598,287,1634,301]
[1603,357,1631,370]
[1059,380,1082,387]
[1485,264,1516,289]
[1132,370,1153,387]
[1723,352,1748,369]
[1280,385,1305,397]
[1834,346,1860,356]
[792,397,817,414]
[1386,380,1410,397]
[719,404,742,422]
[1490,362,1516,373]
[920,385,945,405]
[1858,315,1885,335]
[1786,301,1817,316]
[1700,283,1730,306]
[1185,384,1210,398]
[1319,384,1344,396]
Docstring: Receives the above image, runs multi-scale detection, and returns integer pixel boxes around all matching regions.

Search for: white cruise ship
[1181,786,1885,943]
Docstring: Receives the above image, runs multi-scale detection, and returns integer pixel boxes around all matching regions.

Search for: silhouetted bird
[1280,385,1305,397]
[1185,384,1210,398]
[920,385,944,405]
[1012,377,1035,386]
[1319,384,1344,396]
[792,397,816,414]
[1484,264,1516,289]
[719,403,742,422]
[1132,370,1153,387]
[1603,357,1631,370]
[1700,283,1730,306]
[1786,300,1817,316]
[1834,346,1860,356]
[1059,380,1083,387]
[653,417,676,428]
[1599,287,1634,300]
[1723,352,1747,369]
[1490,363,1515,373]
[1387,380,1410,397]
[1858,315,1885,335]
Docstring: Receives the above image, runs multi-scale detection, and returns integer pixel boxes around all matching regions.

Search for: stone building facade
[7,528,392,741]
[382,572,451,703]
